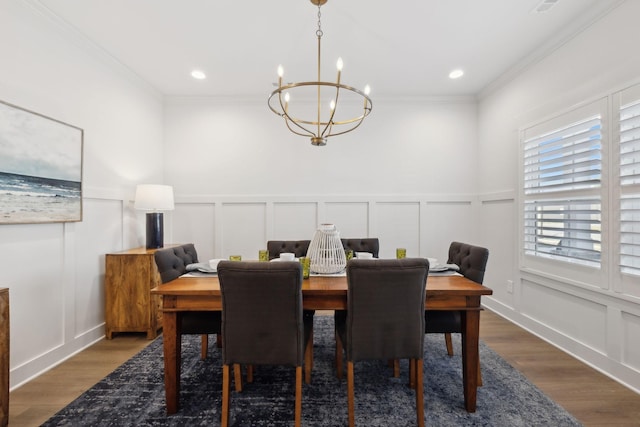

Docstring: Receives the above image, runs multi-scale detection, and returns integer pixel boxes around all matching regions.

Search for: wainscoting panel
[375,202,421,259]
[73,198,124,337]
[423,201,475,259]
[272,202,318,241]
[220,202,267,259]
[623,310,640,371]
[323,201,369,239]
[171,196,479,260]
[173,203,216,261]
[521,278,607,353]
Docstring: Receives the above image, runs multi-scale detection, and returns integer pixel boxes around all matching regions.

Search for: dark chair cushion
[266,240,311,260]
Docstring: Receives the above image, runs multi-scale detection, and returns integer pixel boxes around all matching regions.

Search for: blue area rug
[42,315,581,426]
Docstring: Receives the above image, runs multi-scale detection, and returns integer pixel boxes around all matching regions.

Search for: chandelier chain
[316,5,323,38]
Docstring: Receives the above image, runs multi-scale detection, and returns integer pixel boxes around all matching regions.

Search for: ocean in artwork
[0,171,81,223]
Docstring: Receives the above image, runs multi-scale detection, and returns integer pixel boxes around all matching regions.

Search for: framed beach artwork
[0,100,83,224]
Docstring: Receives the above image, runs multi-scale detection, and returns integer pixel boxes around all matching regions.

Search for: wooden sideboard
[0,288,8,427]
[104,246,178,339]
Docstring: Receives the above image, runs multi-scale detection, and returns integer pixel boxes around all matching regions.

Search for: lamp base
[146,212,164,249]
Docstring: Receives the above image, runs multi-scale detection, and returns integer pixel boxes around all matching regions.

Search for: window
[522,113,602,268]
[619,98,640,276]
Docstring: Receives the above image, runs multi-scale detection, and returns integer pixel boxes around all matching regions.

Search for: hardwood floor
[8,310,640,426]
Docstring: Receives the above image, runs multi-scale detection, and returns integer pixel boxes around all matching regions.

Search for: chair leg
[409,359,415,389]
[247,365,254,383]
[216,333,222,348]
[393,359,400,378]
[335,331,344,379]
[222,364,231,427]
[445,333,454,356]
[478,357,483,386]
[295,366,303,427]
[347,361,355,427]
[233,364,242,392]
[415,359,425,427]
[305,328,313,384]
[201,334,208,360]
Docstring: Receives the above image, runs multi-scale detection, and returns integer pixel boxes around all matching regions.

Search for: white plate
[429,265,449,272]
[271,257,299,262]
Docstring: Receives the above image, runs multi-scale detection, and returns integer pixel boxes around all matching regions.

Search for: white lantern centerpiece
[307,223,347,274]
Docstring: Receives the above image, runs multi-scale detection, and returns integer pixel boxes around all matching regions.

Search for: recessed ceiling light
[191,70,206,80]
[449,69,464,79]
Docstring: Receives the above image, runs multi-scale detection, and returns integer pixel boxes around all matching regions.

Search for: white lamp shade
[134,184,175,211]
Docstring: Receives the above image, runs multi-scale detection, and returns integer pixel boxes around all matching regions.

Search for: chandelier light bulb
[284,92,290,103]
[364,85,371,95]
[336,57,343,71]
[277,65,284,77]
[330,100,336,111]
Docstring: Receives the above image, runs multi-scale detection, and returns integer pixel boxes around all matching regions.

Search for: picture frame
[0,100,83,224]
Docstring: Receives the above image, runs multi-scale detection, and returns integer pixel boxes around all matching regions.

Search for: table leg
[163,309,181,414]
[461,306,480,412]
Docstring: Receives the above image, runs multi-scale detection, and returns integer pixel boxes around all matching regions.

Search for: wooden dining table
[151,272,492,415]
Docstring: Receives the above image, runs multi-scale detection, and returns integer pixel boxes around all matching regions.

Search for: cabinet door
[105,254,151,332]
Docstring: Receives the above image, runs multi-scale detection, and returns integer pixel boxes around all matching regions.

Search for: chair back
[341,238,379,257]
[267,240,311,260]
[218,261,305,366]
[447,241,489,284]
[346,258,429,361]
[154,244,198,283]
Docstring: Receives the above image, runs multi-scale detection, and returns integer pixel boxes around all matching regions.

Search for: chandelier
[267,0,373,146]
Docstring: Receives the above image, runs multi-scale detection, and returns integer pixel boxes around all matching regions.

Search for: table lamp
[134,184,175,249]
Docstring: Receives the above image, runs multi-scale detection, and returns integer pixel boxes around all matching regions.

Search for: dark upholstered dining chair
[266,239,315,379]
[154,244,221,360]
[217,261,312,427]
[335,258,429,427]
[425,241,489,384]
[266,240,311,260]
[341,238,380,258]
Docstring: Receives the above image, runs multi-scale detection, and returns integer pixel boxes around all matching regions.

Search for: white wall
[0,1,164,388]
[163,96,481,262]
[478,1,640,392]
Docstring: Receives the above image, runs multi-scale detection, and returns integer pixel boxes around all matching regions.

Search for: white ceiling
[33,0,622,98]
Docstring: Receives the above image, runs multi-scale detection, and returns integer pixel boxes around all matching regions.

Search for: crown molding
[20,0,162,102]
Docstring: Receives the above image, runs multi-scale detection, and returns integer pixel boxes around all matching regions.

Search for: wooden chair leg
[347,361,355,427]
[247,365,254,383]
[445,333,454,356]
[409,359,416,389]
[335,332,344,379]
[201,334,208,360]
[295,366,302,427]
[393,359,400,378]
[478,357,483,386]
[305,329,313,384]
[233,364,242,392]
[415,359,425,427]
[222,364,231,427]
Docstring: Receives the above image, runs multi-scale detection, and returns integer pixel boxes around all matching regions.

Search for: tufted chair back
[341,238,380,258]
[447,241,489,284]
[154,243,199,283]
[267,240,311,260]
